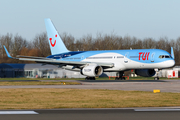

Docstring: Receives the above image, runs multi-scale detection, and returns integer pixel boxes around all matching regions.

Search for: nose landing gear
[154,77,159,80]
[154,69,159,80]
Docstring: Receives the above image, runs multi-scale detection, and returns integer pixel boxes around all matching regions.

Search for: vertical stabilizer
[171,47,174,59]
[44,18,69,55]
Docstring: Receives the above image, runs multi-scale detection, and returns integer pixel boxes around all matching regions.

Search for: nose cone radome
[166,60,175,67]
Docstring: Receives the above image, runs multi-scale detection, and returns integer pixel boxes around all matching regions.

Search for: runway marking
[0,111,38,114]
[134,109,180,112]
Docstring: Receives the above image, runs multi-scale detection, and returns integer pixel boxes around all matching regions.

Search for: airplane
[3,18,175,80]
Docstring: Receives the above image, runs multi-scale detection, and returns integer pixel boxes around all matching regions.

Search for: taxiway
[0,79,179,93]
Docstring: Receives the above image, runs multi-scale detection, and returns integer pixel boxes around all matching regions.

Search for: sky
[0,0,180,41]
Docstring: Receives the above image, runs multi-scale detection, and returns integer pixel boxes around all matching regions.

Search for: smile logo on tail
[49,34,57,47]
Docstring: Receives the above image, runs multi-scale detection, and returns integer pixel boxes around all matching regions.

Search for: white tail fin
[44,18,69,55]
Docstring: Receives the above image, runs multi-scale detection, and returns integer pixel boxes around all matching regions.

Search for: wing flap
[18,58,114,67]
[16,55,54,60]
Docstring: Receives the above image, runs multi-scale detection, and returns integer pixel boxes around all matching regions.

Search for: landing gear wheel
[122,77,126,80]
[85,77,96,80]
[115,71,126,80]
[115,77,126,80]
[154,69,160,81]
[91,77,95,80]
[154,77,159,80]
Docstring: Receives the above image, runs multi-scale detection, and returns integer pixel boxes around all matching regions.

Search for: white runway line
[0,111,38,114]
[134,109,180,112]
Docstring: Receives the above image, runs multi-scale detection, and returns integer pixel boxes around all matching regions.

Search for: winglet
[3,45,13,59]
[171,47,174,59]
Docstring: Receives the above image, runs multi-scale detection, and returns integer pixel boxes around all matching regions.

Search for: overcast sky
[0,0,180,41]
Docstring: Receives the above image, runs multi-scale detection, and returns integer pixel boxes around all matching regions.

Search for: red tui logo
[139,52,150,60]
[49,34,57,47]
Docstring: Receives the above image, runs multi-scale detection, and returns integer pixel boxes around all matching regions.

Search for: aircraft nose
[162,60,175,68]
[168,59,175,67]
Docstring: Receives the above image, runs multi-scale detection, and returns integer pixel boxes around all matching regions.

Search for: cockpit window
[165,55,170,58]
[159,55,170,59]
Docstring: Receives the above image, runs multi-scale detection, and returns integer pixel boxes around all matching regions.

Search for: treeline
[0,32,180,65]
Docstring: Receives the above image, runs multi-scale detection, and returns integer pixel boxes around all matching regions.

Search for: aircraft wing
[18,58,114,67]
[3,46,114,68]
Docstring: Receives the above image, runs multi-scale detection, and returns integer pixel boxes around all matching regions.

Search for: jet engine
[81,64,103,77]
[135,69,156,77]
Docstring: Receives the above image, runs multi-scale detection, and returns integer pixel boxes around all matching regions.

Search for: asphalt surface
[1,79,180,119]
[0,79,180,93]
[1,108,180,120]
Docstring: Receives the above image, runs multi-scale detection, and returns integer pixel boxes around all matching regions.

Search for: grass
[0,81,81,86]
[0,88,180,109]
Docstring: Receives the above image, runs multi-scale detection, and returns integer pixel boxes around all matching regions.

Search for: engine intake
[135,69,156,77]
[81,64,103,77]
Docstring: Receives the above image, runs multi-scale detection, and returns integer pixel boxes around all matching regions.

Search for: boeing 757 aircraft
[4,18,175,80]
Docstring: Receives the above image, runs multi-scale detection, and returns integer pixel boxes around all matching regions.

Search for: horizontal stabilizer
[3,46,16,59]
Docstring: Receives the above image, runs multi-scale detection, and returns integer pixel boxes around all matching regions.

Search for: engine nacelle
[81,64,103,77]
[135,69,156,77]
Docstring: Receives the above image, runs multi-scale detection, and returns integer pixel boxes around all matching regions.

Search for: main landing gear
[85,77,96,80]
[115,71,126,80]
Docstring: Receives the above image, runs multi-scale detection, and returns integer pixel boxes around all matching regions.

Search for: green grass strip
[0,88,180,109]
[0,82,81,86]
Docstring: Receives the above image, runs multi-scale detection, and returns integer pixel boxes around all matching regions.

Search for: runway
[1,108,180,120]
[1,79,180,119]
[0,79,180,93]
